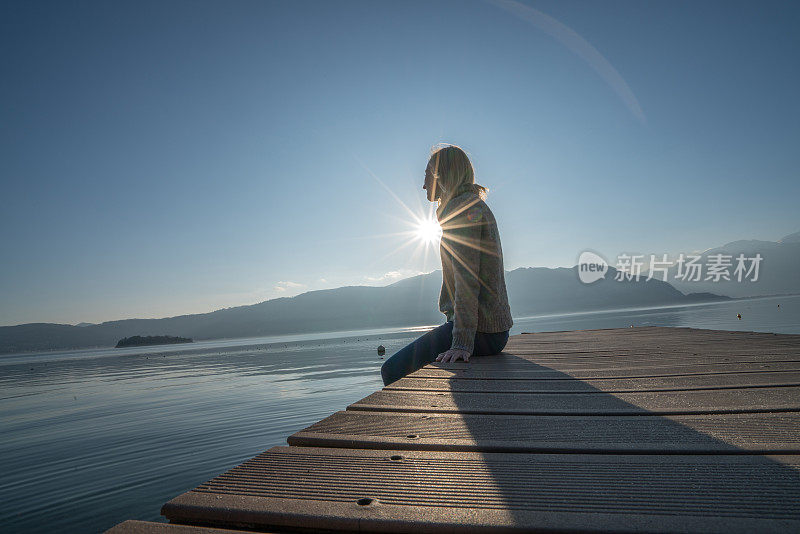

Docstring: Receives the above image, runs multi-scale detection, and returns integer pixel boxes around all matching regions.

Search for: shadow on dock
[436,351,800,530]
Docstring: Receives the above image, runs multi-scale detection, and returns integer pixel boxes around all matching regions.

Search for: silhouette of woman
[381,145,513,385]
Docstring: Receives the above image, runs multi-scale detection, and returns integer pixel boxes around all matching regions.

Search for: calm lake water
[1,294,798,533]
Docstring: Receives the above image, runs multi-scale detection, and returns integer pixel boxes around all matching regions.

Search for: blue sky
[1,0,798,326]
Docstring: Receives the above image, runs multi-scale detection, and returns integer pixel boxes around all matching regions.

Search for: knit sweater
[437,191,513,354]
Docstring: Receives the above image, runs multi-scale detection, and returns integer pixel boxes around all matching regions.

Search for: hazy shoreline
[4,293,797,359]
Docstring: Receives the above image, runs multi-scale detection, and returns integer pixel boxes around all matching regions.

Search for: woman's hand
[436,348,471,363]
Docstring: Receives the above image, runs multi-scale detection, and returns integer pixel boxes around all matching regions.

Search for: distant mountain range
[1,265,725,354]
[3,230,797,354]
[666,231,800,298]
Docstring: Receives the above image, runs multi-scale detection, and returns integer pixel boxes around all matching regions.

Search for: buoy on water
[377,345,386,356]
[737,313,742,320]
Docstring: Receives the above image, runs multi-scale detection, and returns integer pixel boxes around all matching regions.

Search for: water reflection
[0,332,414,533]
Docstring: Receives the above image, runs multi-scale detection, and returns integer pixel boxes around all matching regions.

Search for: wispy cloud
[364,270,425,283]
[273,280,307,292]
[490,0,645,123]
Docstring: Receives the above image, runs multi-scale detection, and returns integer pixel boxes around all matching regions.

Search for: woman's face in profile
[423,163,440,202]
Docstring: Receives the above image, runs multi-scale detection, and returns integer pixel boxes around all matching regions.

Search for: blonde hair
[428,144,487,207]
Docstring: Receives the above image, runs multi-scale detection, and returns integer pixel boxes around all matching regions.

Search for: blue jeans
[380,321,510,385]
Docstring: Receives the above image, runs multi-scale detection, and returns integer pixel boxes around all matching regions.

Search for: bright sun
[416,218,442,243]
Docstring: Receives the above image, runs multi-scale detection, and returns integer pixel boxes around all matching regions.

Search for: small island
[115,335,193,348]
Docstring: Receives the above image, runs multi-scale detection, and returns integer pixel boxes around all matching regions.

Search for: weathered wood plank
[386,371,800,393]
[505,328,800,353]
[431,351,800,367]
[161,446,800,533]
[349,386,800,415]
[289,410,800,453]
[476,350,800,362]
[409,361,800,380]
[105,520,254,533]
[509,326,797,343]
[434,355,800,369]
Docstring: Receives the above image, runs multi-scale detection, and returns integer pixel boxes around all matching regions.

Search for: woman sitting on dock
[381,144,513,385]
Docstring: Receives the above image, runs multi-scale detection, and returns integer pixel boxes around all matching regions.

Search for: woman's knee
[473,330,510,357]
[380,354,400,386]
[495,331,509,353]
[380,360,391,386]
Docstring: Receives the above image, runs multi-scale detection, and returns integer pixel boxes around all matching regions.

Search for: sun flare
[416,218,442,244]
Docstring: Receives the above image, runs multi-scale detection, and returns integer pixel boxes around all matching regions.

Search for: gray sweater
[437,191,513,353]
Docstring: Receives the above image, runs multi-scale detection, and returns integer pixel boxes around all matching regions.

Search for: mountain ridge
[0,265,727,354]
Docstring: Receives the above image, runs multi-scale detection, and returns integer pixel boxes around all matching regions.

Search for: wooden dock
[108,326,800,533]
